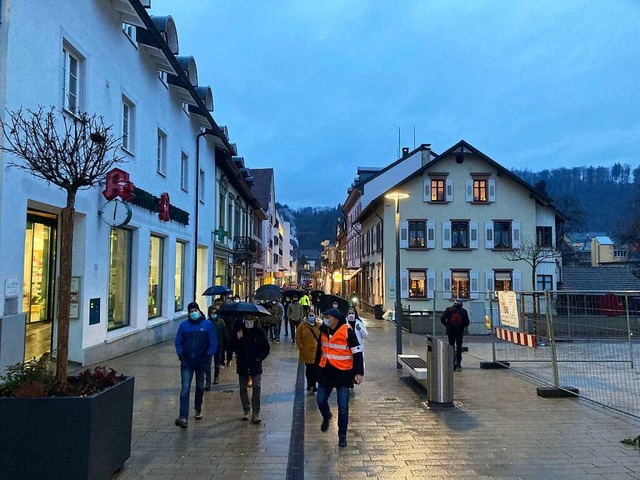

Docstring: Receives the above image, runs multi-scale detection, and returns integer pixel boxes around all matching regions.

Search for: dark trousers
[225,343,234,366]
[316,384,350,437]
[284,316,289,336]
[239,374,262,414]
[289,320,300,340]
[447,331,464,367]
[305,363,317,390]
[179,365,205,418]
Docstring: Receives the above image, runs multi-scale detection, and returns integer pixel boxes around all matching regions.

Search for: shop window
[148,235,164,319]
[175,241,185,311]
[108,228,131,331]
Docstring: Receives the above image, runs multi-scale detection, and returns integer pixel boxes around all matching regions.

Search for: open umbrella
[218,302,271,317]
[310,289,325,304]
[202,285,232,296]
[321,294,350,315]
[256,284,282,294]
[254,289,282,302]
[282,287,305,300]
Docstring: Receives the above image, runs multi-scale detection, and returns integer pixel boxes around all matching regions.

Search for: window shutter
[423,179,429,202]
[470,271,479,299]
[427,221,436,249]
[465,179,473,202]
[446,179,454,202]
[442,271,452,299]
[512,221,521,249]
[443,221,451,249]
[470,221,479,249]
[400,270,409,299]
[513,271,522,292]
[400,221,408,249]
[488,178,496,202]
[427,270,436,299]
[485,221,494,249]
[486,270,495,293]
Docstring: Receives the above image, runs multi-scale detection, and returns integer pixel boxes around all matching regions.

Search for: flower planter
[0,376,134,480]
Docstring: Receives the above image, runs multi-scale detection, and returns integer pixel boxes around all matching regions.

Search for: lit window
[175,242,185,311]
[451,270,470,299]
[494,271,512,291]
[148,235,164,319]
[108,228,131,331]
[409,270,426,298]
[473,179,487,202]
[156,129,167,175]
[430,179,445,202]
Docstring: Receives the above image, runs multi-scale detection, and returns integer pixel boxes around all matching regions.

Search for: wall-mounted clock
[100,199,132,227]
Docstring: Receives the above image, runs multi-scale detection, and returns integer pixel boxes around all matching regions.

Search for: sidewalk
[110,316,640,479]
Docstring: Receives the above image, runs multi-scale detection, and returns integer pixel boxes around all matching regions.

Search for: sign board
[389,275,396,300]
[4,278,19,298]
[497,291,519,328]
[89,298,101,325]
[256,268,264,277]
[69,276,80,319]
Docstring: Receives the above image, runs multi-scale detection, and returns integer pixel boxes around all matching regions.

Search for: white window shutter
[513,271,522,292]
[485,221,494,249]
[423,179,429,202]
[470,221,479,249]
[443,221,451,249]
[427,221,436,249]
[470,270,479,299]
[442,270,452,299]
[427,270,436,299]
[486,270,495,293]
[465,179,473,202]
[488,178,496,202]
[400,221,408,249]
[446,179,454,202]
[401,270,409,299]
[512,221,521,249]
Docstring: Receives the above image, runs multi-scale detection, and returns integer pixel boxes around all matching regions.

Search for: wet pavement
[109,314,640,479]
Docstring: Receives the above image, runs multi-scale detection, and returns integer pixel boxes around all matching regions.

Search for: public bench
[398,354,428,388]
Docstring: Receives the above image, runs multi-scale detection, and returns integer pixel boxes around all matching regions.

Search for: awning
[344,268,362,279]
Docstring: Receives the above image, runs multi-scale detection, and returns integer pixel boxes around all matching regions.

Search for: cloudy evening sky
[151,0,639,208]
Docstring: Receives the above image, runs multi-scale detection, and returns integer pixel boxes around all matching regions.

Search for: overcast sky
[151,0,639,208]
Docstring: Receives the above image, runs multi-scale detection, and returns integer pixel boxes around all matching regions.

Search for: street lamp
[385,191,410,369]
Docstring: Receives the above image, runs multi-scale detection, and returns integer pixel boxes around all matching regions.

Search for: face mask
[347,313,355,321]
[210,314,217,320]
[323,318,331,327]
[234,298,240,303]
[332,304,338,309]
[308,316,315,324]
[189,312,200,321]
[244,320,254,329]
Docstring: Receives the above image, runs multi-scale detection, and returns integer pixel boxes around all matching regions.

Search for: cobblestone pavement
[109,315,640,479]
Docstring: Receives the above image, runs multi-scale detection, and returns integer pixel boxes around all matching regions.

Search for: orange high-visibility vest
[319,323,353,370]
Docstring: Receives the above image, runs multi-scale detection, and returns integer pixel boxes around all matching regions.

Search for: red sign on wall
[256,268,264,277]
[159,192,170,222]
[102,168,135,201]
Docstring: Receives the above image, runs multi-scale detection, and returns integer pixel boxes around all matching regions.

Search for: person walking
[315,308,364,447]
[207,305,227,388]
[440,298,470,371]
[346,306,368,352]
[272,299,284,343]
[299,291,311,315]
[287,296,305,344]
[230,313,270,423]
[295,311,321,393]
[174,302,217,428]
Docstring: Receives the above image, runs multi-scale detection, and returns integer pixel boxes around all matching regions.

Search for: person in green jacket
[207,305,228,388]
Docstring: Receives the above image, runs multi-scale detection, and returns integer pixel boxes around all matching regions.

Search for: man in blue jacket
[175,301,217,428]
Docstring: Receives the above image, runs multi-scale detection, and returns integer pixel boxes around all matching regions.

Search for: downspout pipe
[193,129,209,300]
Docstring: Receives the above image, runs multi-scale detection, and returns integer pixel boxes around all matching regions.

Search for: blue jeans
[179,365,205,419]
[316,384,350,436]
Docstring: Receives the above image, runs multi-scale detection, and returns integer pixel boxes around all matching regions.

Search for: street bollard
[426,335,454,408]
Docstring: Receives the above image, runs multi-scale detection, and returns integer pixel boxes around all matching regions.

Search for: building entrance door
[23,210,58,360]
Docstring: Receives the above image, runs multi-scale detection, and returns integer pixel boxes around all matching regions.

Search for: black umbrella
[256,284,282,294]
[218,302,271,317]
[202,285,232,296]
[282,287,305,299]
[254,289,282,302]
[310,289,325,303]
[321,294,350,315]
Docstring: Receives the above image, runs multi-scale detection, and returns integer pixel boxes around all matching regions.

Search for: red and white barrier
[495,327,536,348]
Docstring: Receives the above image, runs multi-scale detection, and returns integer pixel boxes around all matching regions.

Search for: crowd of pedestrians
[173,286,367,447]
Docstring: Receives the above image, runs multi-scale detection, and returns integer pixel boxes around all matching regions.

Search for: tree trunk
[55,191,76,390]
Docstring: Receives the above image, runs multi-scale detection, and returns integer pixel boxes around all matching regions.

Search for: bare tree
[0,107,123,388]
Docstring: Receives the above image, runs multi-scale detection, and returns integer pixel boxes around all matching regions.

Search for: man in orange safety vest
[315,308,364,447]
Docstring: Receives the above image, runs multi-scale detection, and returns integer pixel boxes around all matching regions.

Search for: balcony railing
[233,236,258,254]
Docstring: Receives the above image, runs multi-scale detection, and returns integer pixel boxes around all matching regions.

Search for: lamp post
[385,192,410,369]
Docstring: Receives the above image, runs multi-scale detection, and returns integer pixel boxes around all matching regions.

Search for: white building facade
[0,0,263,370]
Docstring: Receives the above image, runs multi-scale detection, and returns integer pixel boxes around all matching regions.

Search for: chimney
[402,147,409,158]
[421,143,432,166]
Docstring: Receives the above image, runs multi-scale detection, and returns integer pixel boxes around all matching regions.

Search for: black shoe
[311,386,317,393]
[195,411,203,420]
[321,414,332,432]
[338,435,347,447]
[175,417,188,429]
[214,376,219,385]
[205,386,211,392]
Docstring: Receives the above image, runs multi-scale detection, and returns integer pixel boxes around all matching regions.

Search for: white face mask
[332,304,338,309]
[244,320,254,329]
[347,313,355,321]
[323,318,331,327]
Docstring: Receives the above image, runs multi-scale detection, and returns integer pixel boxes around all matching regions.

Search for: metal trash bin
[426,335,454,408]
[374,304,384,320]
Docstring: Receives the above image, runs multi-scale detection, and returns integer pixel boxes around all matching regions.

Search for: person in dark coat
[315,308,364,447]
[207,305,228,388]
[174,302,217,428]
[440,298,470,371]
[230,313,270,424]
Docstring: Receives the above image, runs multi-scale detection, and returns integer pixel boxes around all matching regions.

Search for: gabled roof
[562,266,640,291]
[250,168,274,211]
[355,139,566,223]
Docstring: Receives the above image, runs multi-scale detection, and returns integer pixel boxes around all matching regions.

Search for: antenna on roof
[413,126,416,149]
[397,127,400,159]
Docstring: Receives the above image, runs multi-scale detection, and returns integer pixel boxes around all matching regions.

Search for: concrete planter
[0,376,134,480]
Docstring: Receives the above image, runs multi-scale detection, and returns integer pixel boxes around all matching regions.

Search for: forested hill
[276,204,342,251]
[512,163,640,238]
